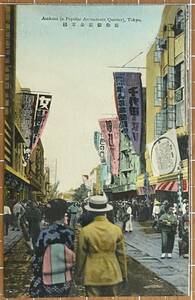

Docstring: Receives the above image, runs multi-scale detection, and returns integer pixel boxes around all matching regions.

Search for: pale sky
[16,4,164,192]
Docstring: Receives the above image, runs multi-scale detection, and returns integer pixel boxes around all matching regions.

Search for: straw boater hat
[85,195,113,212]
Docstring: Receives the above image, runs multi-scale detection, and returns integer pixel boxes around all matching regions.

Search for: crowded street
[4,213,187,297]
[3,4,190,298]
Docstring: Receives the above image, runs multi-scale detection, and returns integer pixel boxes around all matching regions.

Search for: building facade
[4,7,50,205]
[145,5,189,204]
[4,7,31,205]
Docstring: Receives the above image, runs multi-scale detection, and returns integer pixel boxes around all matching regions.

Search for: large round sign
[151,136,178,175]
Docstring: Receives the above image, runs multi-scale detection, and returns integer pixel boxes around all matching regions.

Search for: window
[154,50,161,63]
[155,113,162,138]
[154,76,163,106]
[163,75,168,98]
[167,105,175,129]
[175,61,184,90]
[161,109,167,134]
[155,110,166,138]
[176,101,185,127]
[168,66,175,89]
[154,38,167,63]
[174,10,185,37]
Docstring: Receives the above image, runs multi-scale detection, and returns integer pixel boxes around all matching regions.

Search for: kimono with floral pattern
[29,223,74,297]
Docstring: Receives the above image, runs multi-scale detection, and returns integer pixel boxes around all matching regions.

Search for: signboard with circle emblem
[148,129,181,176]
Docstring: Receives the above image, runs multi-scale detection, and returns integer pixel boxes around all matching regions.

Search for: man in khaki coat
[75,195,127,296]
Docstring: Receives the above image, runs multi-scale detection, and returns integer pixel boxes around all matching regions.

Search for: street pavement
[4,230,180,298]
[4,227,22,254]
[3,220,189,297]
[124,220,189,295]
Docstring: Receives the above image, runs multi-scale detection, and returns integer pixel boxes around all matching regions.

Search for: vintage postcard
[3,4,190,298]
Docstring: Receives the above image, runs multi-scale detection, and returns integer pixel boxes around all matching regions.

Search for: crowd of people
[152,198,189,259]
[3,194,189,297]
[29,196,127,297]
[4,200,43,252]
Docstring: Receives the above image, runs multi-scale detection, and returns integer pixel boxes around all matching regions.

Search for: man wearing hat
[158,206,177,259]
[75,195,127,296]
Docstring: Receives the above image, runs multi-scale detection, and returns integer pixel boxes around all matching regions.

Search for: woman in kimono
[29,198,75,297]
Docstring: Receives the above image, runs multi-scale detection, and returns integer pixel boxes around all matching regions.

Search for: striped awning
[155,179,188,192]
[137,185,156,195]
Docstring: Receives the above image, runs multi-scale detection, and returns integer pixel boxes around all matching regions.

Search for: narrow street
[124,220,188,295]
[4,219,186,297]
[4,238,33,297]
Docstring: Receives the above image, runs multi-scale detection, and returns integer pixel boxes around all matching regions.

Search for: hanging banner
[147,129,181,176]
[20,93,38,148]
[94,131,100,152]
[113,72,142,154]
[100,163,108,190]
[94,131,106,163]
[20,92,52,153]
[98,117,120,176]
[31,94,52,151]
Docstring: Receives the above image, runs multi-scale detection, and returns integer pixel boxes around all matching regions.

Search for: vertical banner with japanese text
[20,92,52,163]
[20,92,38,164]
[94,131,106,163]
[20,92,38,149]
[113,72,142,154]
[31,94,52,151]
[98,117,120,176]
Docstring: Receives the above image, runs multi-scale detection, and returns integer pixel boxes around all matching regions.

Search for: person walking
[178,204,189,258]
[125,203,133,232]
[152,199,161,231]
[25,200,42,248]
[29,198,75,297]
[12,201,25,231]
[75,195,127,297]
[75,203,83,225]
[158,206,177,259]
[131,197,138,220]
[67,202,79,229]
[121,202,128,232]
[4,203,12,236]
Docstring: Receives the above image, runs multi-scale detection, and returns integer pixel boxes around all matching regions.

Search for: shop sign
[31,94,52,151]
[20,92,52,164]
[113,72,142,154]
[94,131,106,163]
[99,117,120,175]
[147,129,181,176]
[20,93,37,148]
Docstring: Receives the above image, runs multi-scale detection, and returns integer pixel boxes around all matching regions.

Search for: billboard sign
[98,117,120,175]
[114,72,142,154]
[31,94,52,151]
[94,131,106,163]
[20,92,38,148]
[147,129,181,176]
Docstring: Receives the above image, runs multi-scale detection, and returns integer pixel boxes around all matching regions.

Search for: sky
[16,4,164,192]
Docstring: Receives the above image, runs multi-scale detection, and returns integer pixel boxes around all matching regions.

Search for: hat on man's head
[85,195,113,212]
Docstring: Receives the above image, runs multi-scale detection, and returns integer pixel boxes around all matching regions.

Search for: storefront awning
[5,165,30,184]
[155,179,188,192]
[137,185,156,195]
